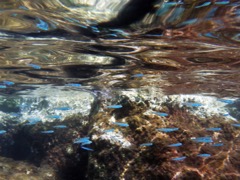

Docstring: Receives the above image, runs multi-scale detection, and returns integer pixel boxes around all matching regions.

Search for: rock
[87,96,240,179]
[0,92,239,179]
[0,156,56,180]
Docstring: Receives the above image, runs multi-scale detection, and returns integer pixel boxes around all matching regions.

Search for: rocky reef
[88,95,240,179]
[0,93,239,179]
[0,113,92,180]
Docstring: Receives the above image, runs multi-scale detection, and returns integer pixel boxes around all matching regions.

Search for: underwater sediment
[0,156,56,180]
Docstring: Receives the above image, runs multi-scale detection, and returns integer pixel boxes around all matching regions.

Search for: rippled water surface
[0,0,240,179]
[0,0,239,97]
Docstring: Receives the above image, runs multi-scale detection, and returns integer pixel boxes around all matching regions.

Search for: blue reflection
[179,19,198,26]
[195,2,211,9]
[167,7,184,23]
[232,33,240,42]
[203,32,218,39]
[156,3,175,16]
[19,6,28,10]
[207,7,218,18]
[36,18,49,31]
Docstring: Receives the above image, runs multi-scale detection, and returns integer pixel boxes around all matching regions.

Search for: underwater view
[0,0,240,179]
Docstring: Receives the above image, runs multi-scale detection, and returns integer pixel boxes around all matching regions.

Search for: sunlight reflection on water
[0,0,239,97]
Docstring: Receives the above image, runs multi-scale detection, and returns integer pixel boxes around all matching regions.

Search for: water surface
[0,0,239,97]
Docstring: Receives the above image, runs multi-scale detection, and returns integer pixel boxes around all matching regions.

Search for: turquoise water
[0,0,240,179]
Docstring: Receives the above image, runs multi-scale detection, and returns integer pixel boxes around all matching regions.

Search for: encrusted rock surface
[0,94,239,179]
[0,114,91,180]
[87,96,240,179]
[0,156,56,180]
[0,85,97,123]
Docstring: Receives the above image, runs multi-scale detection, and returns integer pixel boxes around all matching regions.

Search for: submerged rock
[0,113,93,180]
[87,96,240,179]
[0,92,239,179]
[0,156,56,180]
[0,85,97,124]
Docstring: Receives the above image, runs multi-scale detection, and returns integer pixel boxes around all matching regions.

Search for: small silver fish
[54,107,72,111]
[91,26,100,33]
[157,128,179,133]
[172,156,186,161]
[218,99,234,104]
[107,105,123,109]
[0,85,7,89]
[192,137,213,143]
[195,2,211,8]
[153,112,169,117]
[139,143,153,147]
[65,83,81,87]
[41,130,54,134]
[212,143,224,147]
[53,125,67,129]
[215,1,229,5]
[81,146,93,151]
[28,63,41,69]
[166,2,183,5]
[168,143,182,147]
[0,130,6,134]
[183,102,202,107]
[132,73,144,78]
[113,122,129,127]
[206,127,222,131]
[74,137,90,144]
[197,153,211,158]
[3,81,14,86]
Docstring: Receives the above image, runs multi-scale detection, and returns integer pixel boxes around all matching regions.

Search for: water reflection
[0,0,239,97]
